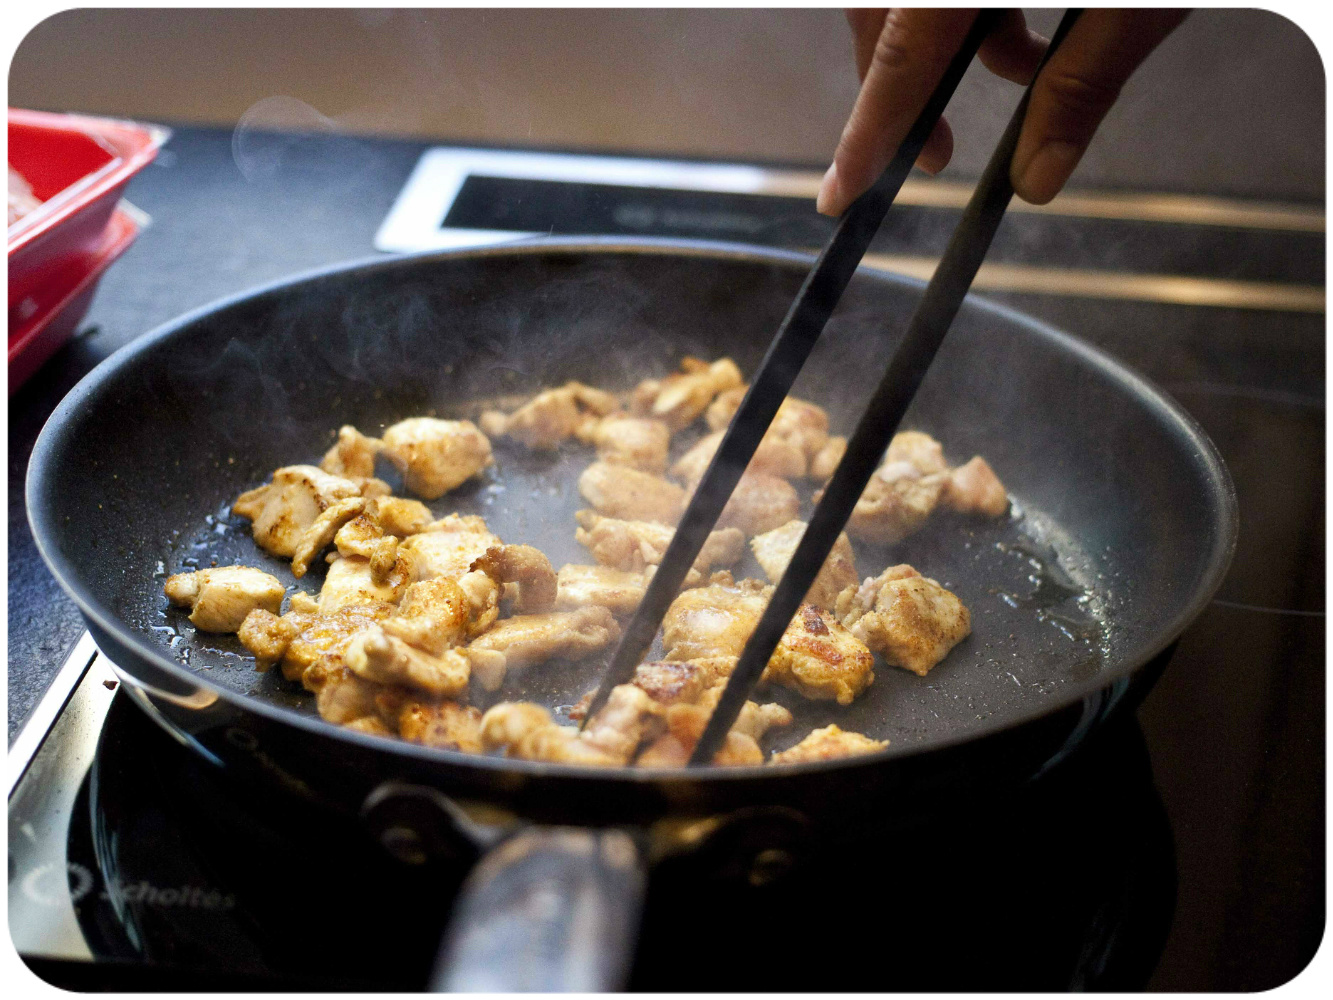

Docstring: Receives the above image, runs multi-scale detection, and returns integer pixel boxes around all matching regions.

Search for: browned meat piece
[467,606,621,690]
[320,425,382,480]
[470,544,558,614]
[886,430,948,475]
[165,566,285,633]
[574,510,744,576]
[319,554,413,611]
[291,497,366,578]
[830,465,943,545]
[941,456,1009,517]
[577,415,672,473]
[379,418,492,499]
[377,497,435,536]
[578,461,686,524]
[384,578,473,653]
[479,703,622,766]
[705,391,830,464]
[344,717,395,737]
[232,465,360,558]
[631,657,737,706]
[268,602,395,682]
[770,724,888,764]
[836,564,971,676]
[480,381,619,450]
[750,519,858,609]
[662,579,771,661]
[237,608,306,668]
[399,514,502,582]
[344,629,471,697]
[809,435,846,482]
[580,684,666,762]
[556,564,648,615]
[764,605,875,705]
[631,357,742,431]
[398,700,483,752]
[304,664,388,725]
[669,429,806,484]
[687,470,799,538]
[637,686,792,767]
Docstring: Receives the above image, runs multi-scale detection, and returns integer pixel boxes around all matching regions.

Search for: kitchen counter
[7,124,1324,988]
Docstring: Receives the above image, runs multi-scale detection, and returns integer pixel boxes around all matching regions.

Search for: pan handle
[430,825,646,992]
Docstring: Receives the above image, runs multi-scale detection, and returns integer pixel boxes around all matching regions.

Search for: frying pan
[28,238,1237,989]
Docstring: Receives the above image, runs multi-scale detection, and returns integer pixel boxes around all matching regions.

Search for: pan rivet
[380,825,428,865]
[747,848,795,887]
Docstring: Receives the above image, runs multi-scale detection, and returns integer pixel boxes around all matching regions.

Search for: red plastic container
[8,109,167,390]
[9,207,140,393]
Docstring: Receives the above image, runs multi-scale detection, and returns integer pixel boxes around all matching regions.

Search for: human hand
[817,8,1189,215]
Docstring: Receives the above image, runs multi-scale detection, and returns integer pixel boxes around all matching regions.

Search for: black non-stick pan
[28,239,1237,989]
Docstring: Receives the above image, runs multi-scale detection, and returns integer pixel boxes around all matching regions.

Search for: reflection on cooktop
[41,692,1176,990]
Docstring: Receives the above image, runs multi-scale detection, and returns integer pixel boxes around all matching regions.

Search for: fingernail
[816,163,841,217]
[1012,140,1080,204]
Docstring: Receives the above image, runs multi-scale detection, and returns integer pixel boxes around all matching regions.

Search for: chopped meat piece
[577,415,672,473]
[238,608,304,668]
[578,461,686,524]
[380,418,493,499]
[232,465,360,558]
[770,724,888,764]
[699,470,800,537]
[580,684,666,762]
[480,381,620,450]
[829,464,943,545]
[764,604,875,705]
[637,686,792,767]
[383,578,473,653]
[398,700,483,752]
[291,497,366,578]
[288,591,320,614]
[886,430,948,475]
[344,716,395,737]
[267,602,394,682]
[631,657,737,706]
[836,564,971,675]
[662,579,771,661]
[165,566,286,633]
[670,428,806,485]
[344,628,471,697]
[556,564,648,615]
[455,569,502,638]
[479,703,621,766]
[810,435,846,482]
[574,510,744,576]
[375,497,435,536]
[941,456,1009,517]
[305,665,387,725]
[631,357,742,431]
[320,425,382,479]
[750,519,858,609]
[320,554,412,611]
[399,514,501,581]
[470,544,558,614]
[705,391,830,463]
[467,606,621,690]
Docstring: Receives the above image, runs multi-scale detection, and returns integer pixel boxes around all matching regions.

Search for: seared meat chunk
[470,543,558,614]
[320,554,413,611]
[164,566,285,633]
[291,497,366,578]
[344,629,471,698]
[700,470,800,537]
[556,563,648,615]
[941,456,1009,517]
[238,601,394,682]
[631,657,737,706]
[380,418,492,499]
[479,703,621,767]
[480,381,619,450]
[580,683,666,762]
[670,429,806,485]
[830,463,943,545]
[810,435,846,482]
[770,724,888,764]
[574,510,744,576]
[750,519,858,609]
[467,606,621,690]
[765,604,874,705]
[631,357,742,431]
[399,514,501,582]
[397,700,483,752]
[662,579,771,661]
[705,390,830,464]
[232,465,360,558]
[578,415,672,474]
[637,685,792,767]
[885,430,948,475]
[836,564,970,675]
[578,461,686,524]
[320,425,382,480]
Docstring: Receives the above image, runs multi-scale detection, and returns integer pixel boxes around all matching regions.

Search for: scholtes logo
[20,862,235,911]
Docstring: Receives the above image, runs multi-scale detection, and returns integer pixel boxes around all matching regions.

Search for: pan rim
[26,235,1239,785]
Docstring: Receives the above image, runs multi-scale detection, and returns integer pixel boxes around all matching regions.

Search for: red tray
[8,108,167,304]
[8,207,140,393]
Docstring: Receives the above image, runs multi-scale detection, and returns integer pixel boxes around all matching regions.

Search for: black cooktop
[8,127,1324,989]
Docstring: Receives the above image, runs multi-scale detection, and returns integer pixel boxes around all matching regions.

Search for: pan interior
[32,242,1229,760]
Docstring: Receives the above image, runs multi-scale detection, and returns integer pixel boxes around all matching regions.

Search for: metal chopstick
[579,10,1003,729]
[688,9,1085,765]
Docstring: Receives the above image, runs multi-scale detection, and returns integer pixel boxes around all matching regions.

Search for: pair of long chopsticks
[578,9,1004,730]
[687,9,1085,764]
